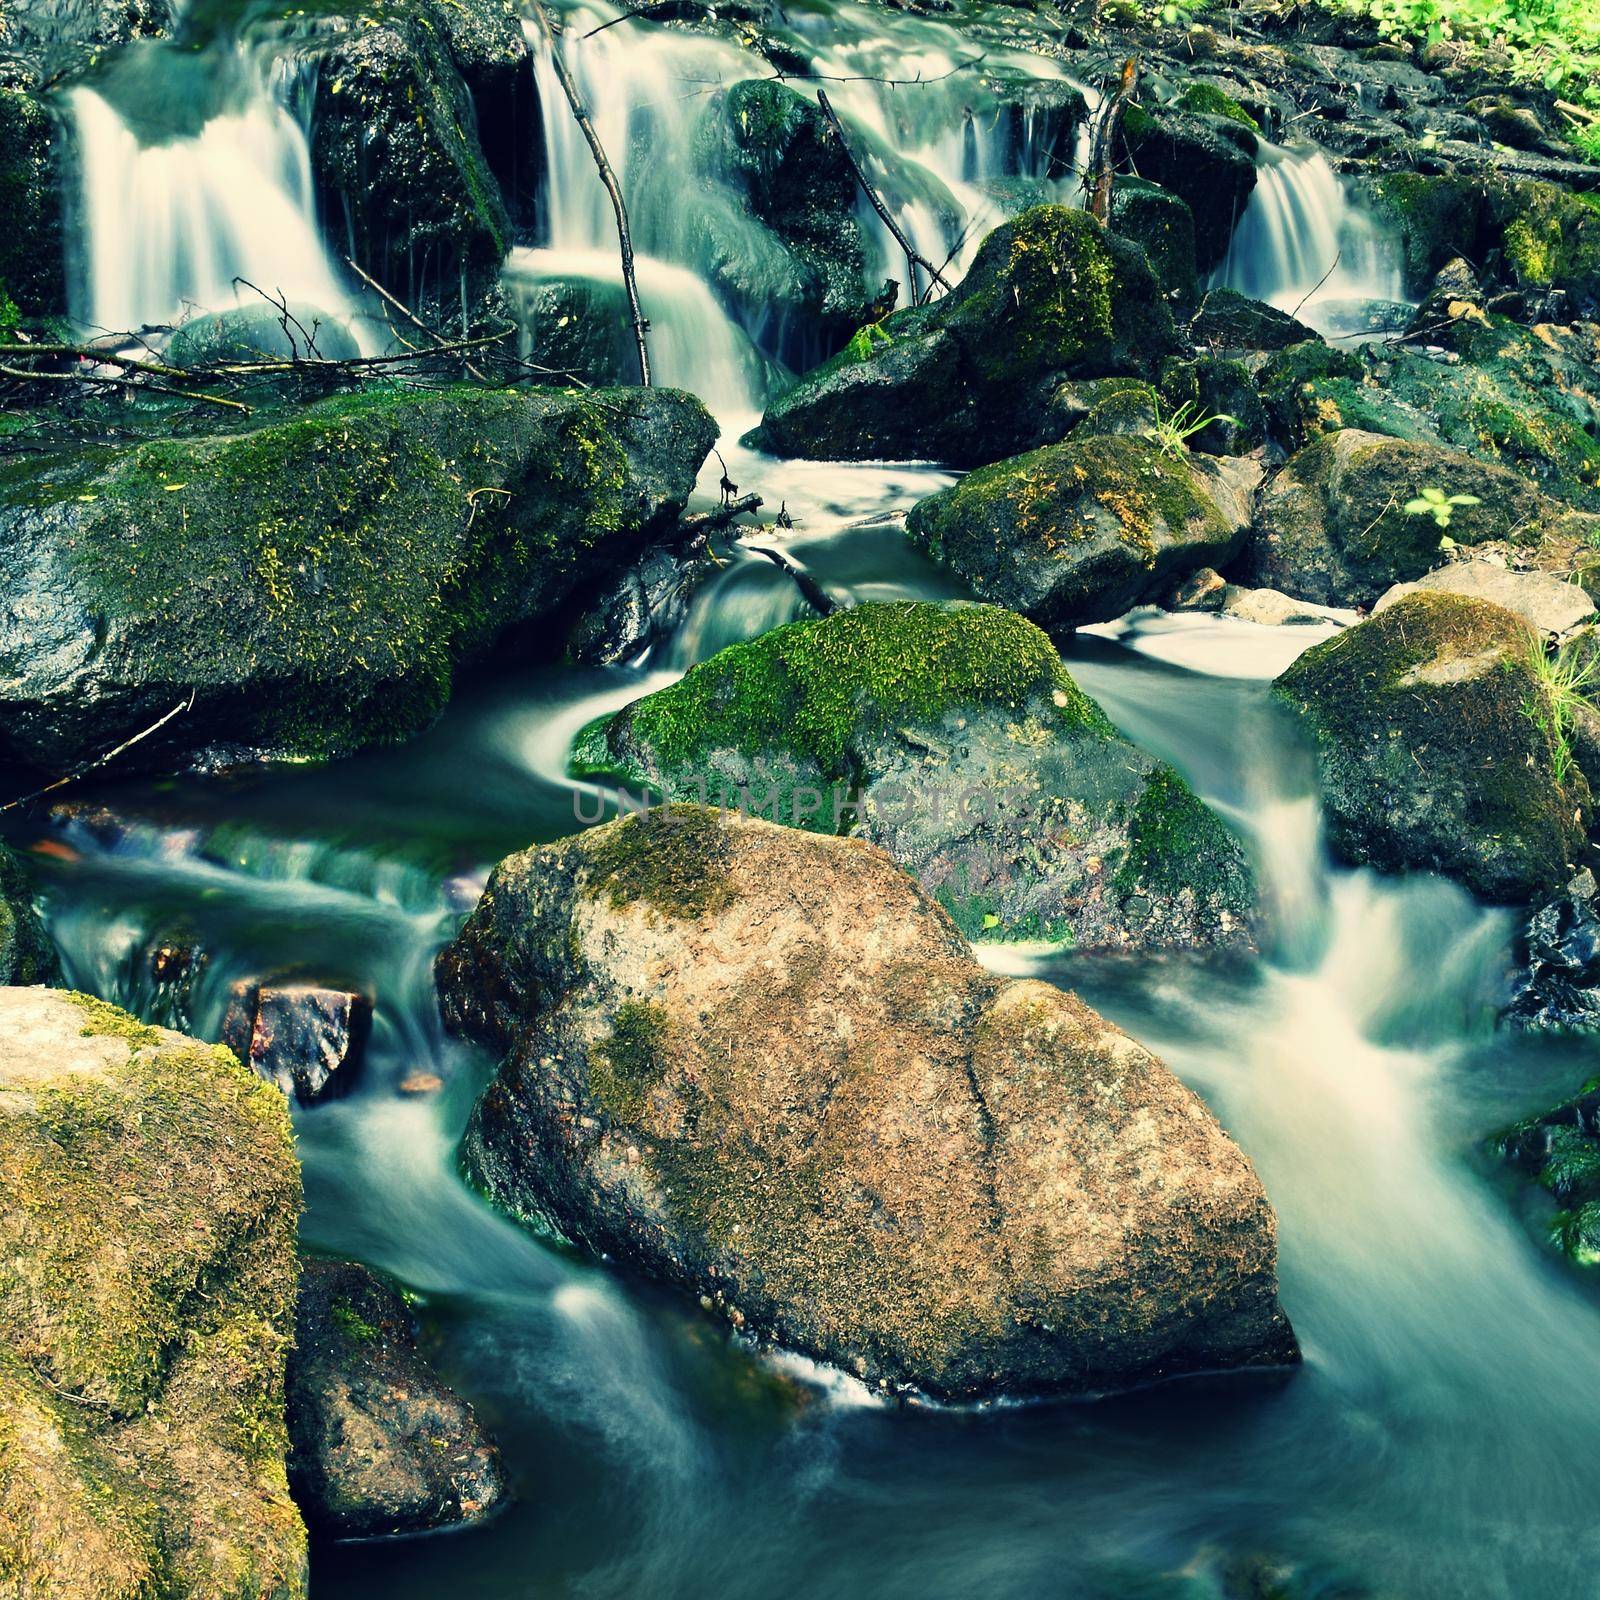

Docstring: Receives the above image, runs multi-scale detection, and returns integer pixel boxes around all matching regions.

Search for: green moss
[580,807,737,921]
[590,1001,671,1123]
[1175,82,1259,129]
[595,601,1110,794]
[66,991,161,1048]
[329,1302,382,1346]
[1116,767,1246,899]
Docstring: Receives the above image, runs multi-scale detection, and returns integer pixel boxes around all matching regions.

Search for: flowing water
[1211,142,1409,339]
[17,6,1600,1597]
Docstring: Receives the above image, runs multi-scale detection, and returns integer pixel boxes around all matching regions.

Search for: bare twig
[1289,249,1342,319]
[814,90,952,305]
[680,492,762,536]
[745,543,836,617]
[531,0,652,385]
[343,256,490,382]
[1088,58,1139,226]
[0,694,196,815]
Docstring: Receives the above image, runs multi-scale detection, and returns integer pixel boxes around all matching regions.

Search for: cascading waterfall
[1212,141,1408,338]
[67,48,366,344]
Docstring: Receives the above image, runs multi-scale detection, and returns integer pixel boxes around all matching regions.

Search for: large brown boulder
[0,988,305,1598]
[439,810,1297,1402]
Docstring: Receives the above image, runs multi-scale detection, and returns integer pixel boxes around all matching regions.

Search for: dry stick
[532,0,652,386]
[0,693,196,816]
[814,90,952,305]
[745,543,837,617]
[1087,57,1138,226]
[344,256,491,382]
[1289,249,1342,321]
[679,492,763,537]
[0,346,251,412]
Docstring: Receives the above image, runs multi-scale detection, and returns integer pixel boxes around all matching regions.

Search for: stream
[9,0,1600,1594]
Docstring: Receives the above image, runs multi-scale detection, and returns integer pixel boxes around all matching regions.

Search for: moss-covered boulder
[1110,177,1200,306]
[1260,321,1600,509]
[905,435,1259,631]
[287,1260,504,1539]
[501,269,638,386]
[749,205,1178,467]
[0,987,305,1597]
[1189,287,1318,353]
[1245,428,1560,606]
[703,79,873,349]
[310,14,511,319]
[1118,104,1258,271]
[0,384,715,771]
[1486,180,1600,317]
[0,846,56,986]
[0,87,65,323]
[165,303,361,367]
[1359,171,1485,293]
[438,808,1297,1401]
[574,602,1254,951]
[1273,592,1590,901]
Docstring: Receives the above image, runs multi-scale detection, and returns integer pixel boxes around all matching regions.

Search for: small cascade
[67,48,367,344]
[1212,141,1409,339]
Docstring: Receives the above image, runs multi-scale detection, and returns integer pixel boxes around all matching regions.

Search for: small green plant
[1525,631,1600,787]
[844,321,893,363]
[1144,397,1236,458]
[1403,485,1482,530]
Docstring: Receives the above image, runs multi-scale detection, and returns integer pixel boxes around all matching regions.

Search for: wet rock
[223,983,372,1104]
[1485,179,1600,319]
[165,302,361,367]
[1497,1064,1600,1261]
[1244,428,1558,607]
[0,87,66,320]
[0,384,715,771]
[1273,592,1589,901]
[749,205,1178,467]
[1118,104,1258,271]
[287,1260,504,1539]
[0,0,173,80]
[905,434,1260,630]
[1170,353,1269,455]
[1358,172,1484,292]
[1374,560,1597,638]
[1166,565,1228,611]
[1110,177,1200,306]
[1190,287,1319,353]
[1503,869,1600,1032]
[500,269,637,386]
[573,601,1255,951]
[566,540,718,666]
[703,78,873,354]
[0,987,305,1596]
[0,844,56,985]
[1217,584,1333,626]
[438,807,1297,1401]
[309,12,512,320]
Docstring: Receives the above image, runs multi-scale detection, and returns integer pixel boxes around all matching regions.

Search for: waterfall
[1212,142,1408,339]
[67,50,365,344]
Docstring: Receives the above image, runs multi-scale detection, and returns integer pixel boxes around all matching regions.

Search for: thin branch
[0,694,196,815]
[814,90,953,305]
[680,492,762,537]
[344,256,490,381]
[1289,250,1342,320]
[775,55,985,89]
[1088,58,1139,226]
[531,0,653,386]
[745,543,836,617]
[0,361,251,414]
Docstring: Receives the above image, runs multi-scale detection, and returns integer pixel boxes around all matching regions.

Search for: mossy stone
[0,88,65,321]
[0,847,57,987]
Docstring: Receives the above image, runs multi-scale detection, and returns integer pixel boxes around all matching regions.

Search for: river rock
[438,808,1297,1400]
[704,78,874,358]
[1244,428,1558,607]
[573,601,1254,950]
[1374,561,1597,638]
[0,845,56,985]
[905,435,1260,631]
[1189,287,1319,353]
[310,11,512,320]
[1498,1071,1600,1261]
[1110,177,1200,306]
[0,87,66,320]
[0,384,714,772]
[0,987,305,1597]
[1273,592,1590,901]
[165,302,361,367]
[222,983,373,1104]
[748,205,1178,467]
[1503,869,1600,1032]
[287,1260,505,1540]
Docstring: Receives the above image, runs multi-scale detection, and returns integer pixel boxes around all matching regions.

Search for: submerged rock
[1244,428,1557,607]
[0,384,715,771]
[0,987,305,1597]
[905,435,1259,631]
[287,1260,505,1540]
[573,601,1254,951]
[0,844,56,985]
[222,983,373,1104]
[438,809,1297,1401]
[1273,592,1589,902]
[748,205,1178,467]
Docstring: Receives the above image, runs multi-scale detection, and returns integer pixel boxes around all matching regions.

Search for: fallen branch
[0,362,252,414]
[1289,250,1342,320]
[746,543,836,617]
[0,693,196,815]
[0,345,251,411]
[1087,58,1138,226]
[531,0,652,385]
[679,492,762,537]
[343,257,490,382]
[815,90,952,305]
